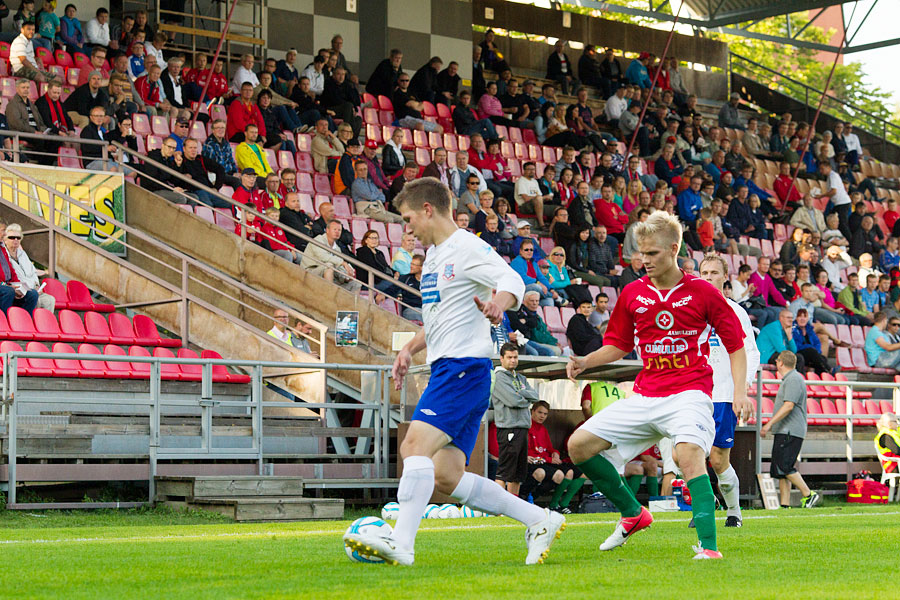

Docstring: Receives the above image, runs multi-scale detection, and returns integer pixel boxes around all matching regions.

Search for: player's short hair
[699,253,727,275]
[777,350,797,369]
[531,400,550,412]
[633,211,682,248]
[394,177,452,215]
[499,342,518,357]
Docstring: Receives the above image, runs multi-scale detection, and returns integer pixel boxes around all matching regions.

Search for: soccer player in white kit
[344,178,565,566]
[566,213,750,559]
[698,254,760,528]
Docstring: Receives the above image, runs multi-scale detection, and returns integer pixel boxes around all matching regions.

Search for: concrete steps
[155,475,344,522]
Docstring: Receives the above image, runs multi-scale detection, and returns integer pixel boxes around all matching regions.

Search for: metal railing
[1,351,393,508]
[0,158,328,364]
[731,52,900,156]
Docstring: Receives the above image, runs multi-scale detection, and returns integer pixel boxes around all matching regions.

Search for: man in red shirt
[568,211,749,560]
[594,182,628,241]
[519,401,585,514]
[0,241,38,315]
[226,81,265,142]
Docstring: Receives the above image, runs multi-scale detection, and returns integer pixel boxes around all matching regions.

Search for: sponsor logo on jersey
[643,336,688,355]
[709,327,721,347]
[636,306,648,313]
[672,294,692,308]
[655,310,674,329]
[442,264,455,280]
[636,295,656,306]
[421,273,441,305]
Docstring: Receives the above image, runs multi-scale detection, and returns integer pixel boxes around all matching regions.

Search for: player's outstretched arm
[474,292,517,324]
[392,330,426,390]
[728,347,750,420]
[567,345,629,380]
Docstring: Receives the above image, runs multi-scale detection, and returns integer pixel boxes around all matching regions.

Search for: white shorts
[577,390,715,470]
[657,437,680,477]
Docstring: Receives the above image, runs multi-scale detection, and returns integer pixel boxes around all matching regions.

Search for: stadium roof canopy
[570,0,898,54]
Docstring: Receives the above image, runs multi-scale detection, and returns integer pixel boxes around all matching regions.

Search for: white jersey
[421,229,525,363]
[707,298,760,402]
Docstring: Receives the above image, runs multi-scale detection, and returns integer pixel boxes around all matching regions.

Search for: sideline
[0,509,896,546]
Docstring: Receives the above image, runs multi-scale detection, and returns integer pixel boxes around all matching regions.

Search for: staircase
[155,475,344,521]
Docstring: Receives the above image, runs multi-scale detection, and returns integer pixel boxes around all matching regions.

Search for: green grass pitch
[1,505,898,599]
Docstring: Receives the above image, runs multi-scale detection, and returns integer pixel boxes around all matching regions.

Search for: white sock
[451,471,546,528]
[392,456,434,551]
[717,464,741,515]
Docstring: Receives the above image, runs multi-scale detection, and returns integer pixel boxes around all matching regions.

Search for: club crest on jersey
[672,295,692,308]
[655,310,674,329]
[636,295,656,306]
[442,264,456,280]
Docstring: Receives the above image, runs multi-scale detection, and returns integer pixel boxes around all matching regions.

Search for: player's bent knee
[552,471,564,484]
[533,468,546,482]
[568,430,611,464]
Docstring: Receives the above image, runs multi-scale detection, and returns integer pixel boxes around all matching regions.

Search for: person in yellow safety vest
[266,308,295,346]
[876,413,900,474]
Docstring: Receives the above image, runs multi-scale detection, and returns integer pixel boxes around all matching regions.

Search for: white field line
[0,509,897,547]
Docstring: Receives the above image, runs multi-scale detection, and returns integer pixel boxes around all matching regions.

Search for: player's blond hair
[633,211,682,248]
[699,253,728,276]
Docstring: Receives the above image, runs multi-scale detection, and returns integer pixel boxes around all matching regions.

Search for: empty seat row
[0,341,250,383]
[0,307,180,348]
[42,279,114,312]
[745,397,889,426]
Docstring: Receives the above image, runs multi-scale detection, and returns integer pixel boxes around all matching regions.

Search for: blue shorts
[412,357,492,463]
[712,402,737,449]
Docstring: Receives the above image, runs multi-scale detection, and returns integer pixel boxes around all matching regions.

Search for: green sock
[559,477,586,508]
[550,479,569,508]
[577,455,642,518]
[627,475,642,494]
[647,476,659,497]
[687,474,717,552]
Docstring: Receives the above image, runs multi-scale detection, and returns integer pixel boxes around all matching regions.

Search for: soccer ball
[437,504,461,519]
[423,504,441,518]
[380,502,399,521]
[460,506,484,518]
[344,517,393,563]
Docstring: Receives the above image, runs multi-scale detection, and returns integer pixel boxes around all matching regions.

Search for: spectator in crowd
[567,226,611,288]
[390,232,417,276]
[300,220,360,292]
[134,62,177,119]
[821,245,851,292]
[391,71,441,134]
[312,118,347,174]
[511,239,558,307]
[589,292,611,333]
[476,80,516,129]
[309,201,353,256]
[866,311,900,370]
[63,67,111,128]
[513,162,553,230]
[135,137,200,205]
[144,31,167,66]
[537,83,558,107]
[749,256,788,323]
[201,119,240,188]
[59,3,87,55]
[409,56,442,104]
[789,194,826,234]
[860,273,882,314]
[548,206,574,250]
[274,48,300,97]
[235,124,273,180]
[506,291,562,356]
[599,48,625,96]
[492,342,538,497]
[359,139,391,194]
[836,272,874,326]
[267,309,297,345]
[300,54,326,97]
[422,147,451,187]
[757,309,802,370]
[653,143,684,186]
[79,105,121,172]
[256,89,297,152]
[450,151,487,199]
[791,308,833,374]
[333,136,362,195]
[718,92,745,130]
[36,1,60,51]
[381,127,406,177]
[227,81,264,141]
[133,9,154,41]
[352,161,403,224]
[761,350,819,507]
[452,89,497,139]
[322,67,363,136]
[35,80,76,155]
[84,7,111,48]
[567,298,604,356]
[546,39,575,94]
[231,54,259,94]
[382,252,423,320]
[522,401,583,511]
[677,175,703,226]
[578,45,602,89]
[128,40,146,79]
[176,137,230,208]
[260,206,299,263]
[813,161,852,238]
[366,48,404,99]
[110,54,143,111]
[567,87,607,152]
[0,229,38,315]
[547,245,590,305]
[3,223,53,311]
[278,192,314,251]
[498,79,536,129]
[355,229,395,302]
[619,253,647,288]
[595,183,628,241]
[850,215,883,259]
[389,162,419,201]
[6,77,49,163]
[625,51,652,88]
[10,18,52,82]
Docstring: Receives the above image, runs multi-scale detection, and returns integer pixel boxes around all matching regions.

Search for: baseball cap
[537,259,550,268]
[517,220,532,230]
[241,167,256,176]
[639,51,650,60]
[364,139,378,149]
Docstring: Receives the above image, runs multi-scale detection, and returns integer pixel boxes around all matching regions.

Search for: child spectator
[698,206,715,252]
[262,207,299,263]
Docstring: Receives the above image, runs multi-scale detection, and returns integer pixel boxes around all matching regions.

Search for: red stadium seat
[296,152,314,174]
[53,49,73,67]
[103,344,136,379]
[59,309,106,343]
[108,313,138,346]
[377,95,393,111]
[23,341,61,376]
[128,345,152,377]
[78,343,111,378]
[84,311,124,345]
[201,349,251,383]
[151,115,170,137]
[51,342,83,375]
[297,172,315,194]
[153,347,182,381]
[58,147,83,169]
[0,341,29,375]
[66,280,114,311]
[7,306,37,340]
[177,348,203,381]
[133,315,181,348]
[33,308,77,343]
[313,173,332,195]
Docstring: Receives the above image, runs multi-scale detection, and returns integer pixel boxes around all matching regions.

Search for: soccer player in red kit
[567,212,750,560]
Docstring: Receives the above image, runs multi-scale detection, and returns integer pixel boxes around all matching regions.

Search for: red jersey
[594,198,628,234]
[261,222,294,251]
[604,271,744,397]
[528,421,557,463]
